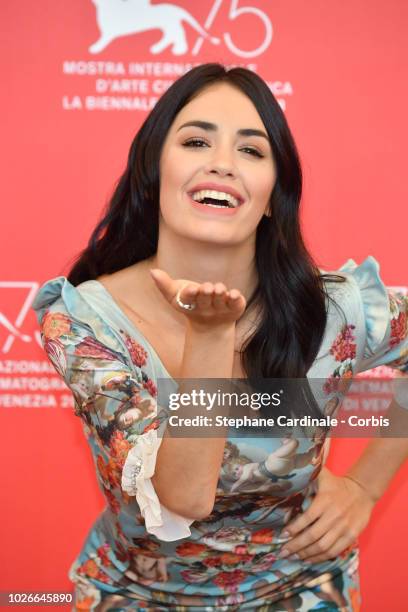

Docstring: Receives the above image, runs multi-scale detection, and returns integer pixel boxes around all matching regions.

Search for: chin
[172,225,234,243]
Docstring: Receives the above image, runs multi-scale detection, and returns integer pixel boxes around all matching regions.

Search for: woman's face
[159,82,277,246]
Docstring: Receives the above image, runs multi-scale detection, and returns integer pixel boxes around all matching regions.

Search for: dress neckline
[84,279,177,382]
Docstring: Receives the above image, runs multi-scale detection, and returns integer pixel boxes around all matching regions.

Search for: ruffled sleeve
[339,257,408,406]
[32,276,195,541]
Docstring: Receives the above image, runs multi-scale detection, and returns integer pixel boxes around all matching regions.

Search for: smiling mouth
[189,189,242,209]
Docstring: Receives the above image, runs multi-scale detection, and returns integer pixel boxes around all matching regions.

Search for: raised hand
[149,268,246,329]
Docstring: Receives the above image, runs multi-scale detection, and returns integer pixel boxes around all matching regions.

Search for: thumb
[149,268,175,302]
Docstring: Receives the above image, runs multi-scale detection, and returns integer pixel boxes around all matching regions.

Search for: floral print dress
[32,256,408,611]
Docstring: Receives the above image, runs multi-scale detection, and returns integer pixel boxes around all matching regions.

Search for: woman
[32,63,408,611]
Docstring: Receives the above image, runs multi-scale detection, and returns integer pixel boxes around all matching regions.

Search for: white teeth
[190,189,240,208]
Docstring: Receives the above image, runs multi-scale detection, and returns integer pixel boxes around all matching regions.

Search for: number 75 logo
[192,0,273,57]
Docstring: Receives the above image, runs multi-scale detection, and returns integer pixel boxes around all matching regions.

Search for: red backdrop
[1,1,407,610]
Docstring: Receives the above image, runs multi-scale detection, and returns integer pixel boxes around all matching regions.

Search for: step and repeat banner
[1,1,407,609]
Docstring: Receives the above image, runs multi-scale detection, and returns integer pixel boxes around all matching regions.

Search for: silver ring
[176,284,196,310]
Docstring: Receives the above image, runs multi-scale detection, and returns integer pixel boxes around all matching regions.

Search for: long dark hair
[67,63,344,380]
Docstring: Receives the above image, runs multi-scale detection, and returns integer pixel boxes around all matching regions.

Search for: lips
[187,182,245,205]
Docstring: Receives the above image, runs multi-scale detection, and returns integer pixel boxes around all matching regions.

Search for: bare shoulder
[97,260,148,297]
[96,260,153,320]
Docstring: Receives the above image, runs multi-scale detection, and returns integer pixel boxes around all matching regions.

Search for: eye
[240,147,264,158]
[182,138,209,148]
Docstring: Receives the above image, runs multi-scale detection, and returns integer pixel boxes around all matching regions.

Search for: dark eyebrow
[177,120,269,142]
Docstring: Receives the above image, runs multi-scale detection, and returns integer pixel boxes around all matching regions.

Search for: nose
[204,145,237,178]
[208,165,235,177]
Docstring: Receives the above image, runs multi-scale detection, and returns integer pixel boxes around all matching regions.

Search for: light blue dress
[32,256,407,611]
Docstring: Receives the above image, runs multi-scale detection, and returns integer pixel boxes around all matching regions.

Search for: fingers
[299,535,357,563]
[177,284,198,309]
[196,282,216,309]
[150,269,200,309]
[213,283,228,308]
[193,282,244,312]
[226,289,246,311]
[281,497,321,539]
[278,525,355,564]
[149,269,246,316]
[278,511,340,560]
